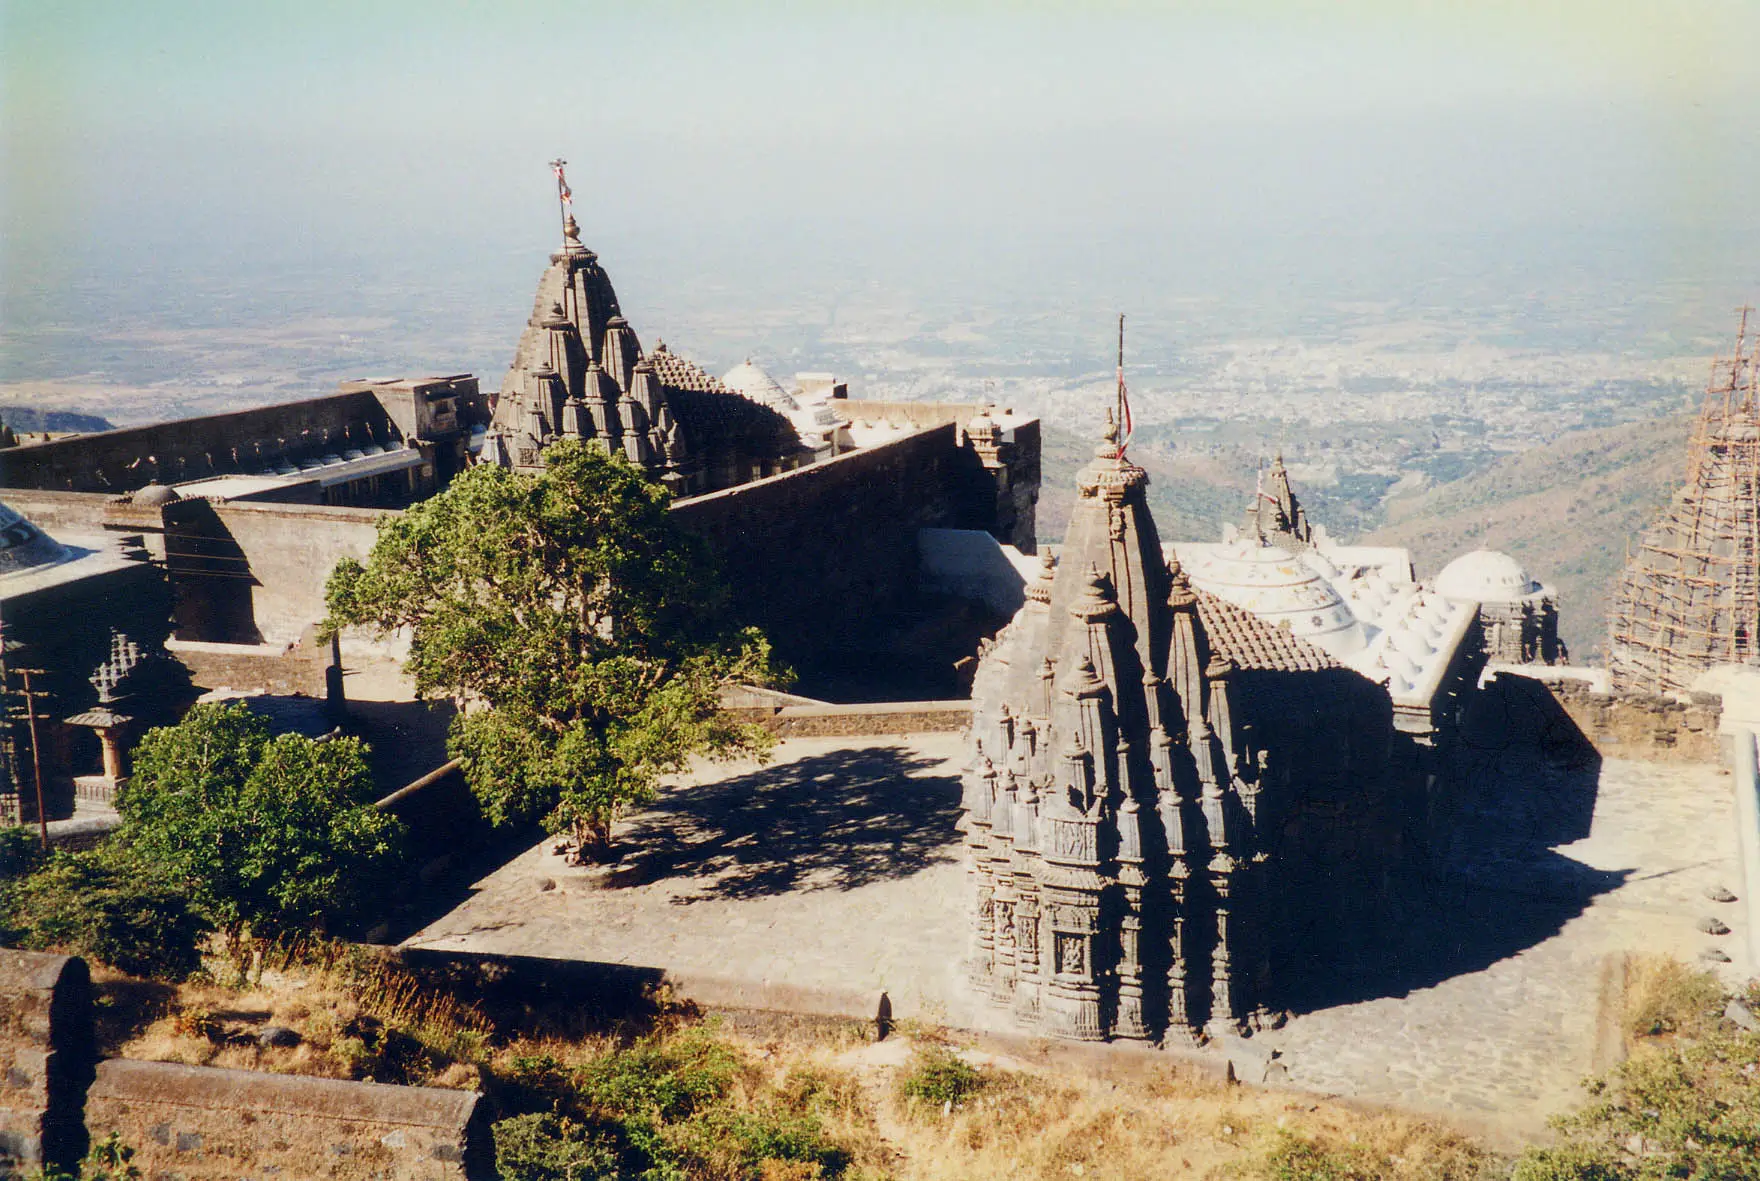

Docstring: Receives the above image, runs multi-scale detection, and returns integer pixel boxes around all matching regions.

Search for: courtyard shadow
[1281,722,1626,1015]
[624,745,964,902]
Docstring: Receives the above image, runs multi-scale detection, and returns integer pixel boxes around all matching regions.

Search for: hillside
[1038,426,1252,544]
[0,404,115,435]
[1369,414,1693,661]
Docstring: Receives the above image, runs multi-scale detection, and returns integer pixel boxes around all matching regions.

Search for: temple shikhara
[962,420,1412,1039]
[487,214,855,494]
[1609,309,1760,695]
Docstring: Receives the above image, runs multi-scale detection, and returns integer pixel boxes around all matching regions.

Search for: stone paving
[407,736,1749,1137]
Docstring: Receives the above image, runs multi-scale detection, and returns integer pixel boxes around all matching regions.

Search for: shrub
[0,849,210,979]
[0,827,44,879]
[898,1045,985,1111]
[1255,1130,1381,1181]
[578,1025,742,1122]
[1512,966,1760,1180]
[492,1112,619,1181]
[1622,955,1724,1040]
[117,702,407,938]
[489,1026,858,1181]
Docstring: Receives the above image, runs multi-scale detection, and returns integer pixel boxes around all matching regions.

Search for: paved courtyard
[407,734,1748,1137]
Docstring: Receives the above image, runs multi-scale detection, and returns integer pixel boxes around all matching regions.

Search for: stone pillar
[97,729,125,782]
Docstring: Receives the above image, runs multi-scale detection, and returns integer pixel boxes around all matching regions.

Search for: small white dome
[722,359,797,411]
[1435,550,1544,603]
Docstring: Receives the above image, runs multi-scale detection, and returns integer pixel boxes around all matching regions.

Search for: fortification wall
[203,502,389,645]
[0,952,92,1177]
[764,701,973,736]
[1551,680,1722,762]
[0,490,115,538]
[165,637,339,700]
[671,423,977,669]
[0,391,399,496]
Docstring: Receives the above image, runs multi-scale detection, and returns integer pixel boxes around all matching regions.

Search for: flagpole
[548,157,569,246]
[1115,313,1129,460]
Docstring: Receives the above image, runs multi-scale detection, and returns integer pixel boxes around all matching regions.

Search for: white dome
[722,359,797,411]
[1435,549,1544,603]
[1173,538,1368,656]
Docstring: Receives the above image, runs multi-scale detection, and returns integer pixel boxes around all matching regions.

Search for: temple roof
[0,501,72,579]
[646,343,729,394]
[1194,590,1340,672]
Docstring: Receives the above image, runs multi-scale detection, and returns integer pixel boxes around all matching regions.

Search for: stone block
[0,950,94,1176]
[86,1059,491,1179]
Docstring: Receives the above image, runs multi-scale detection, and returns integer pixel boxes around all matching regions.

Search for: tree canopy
[324,440,779,855]
[116,701,406,938]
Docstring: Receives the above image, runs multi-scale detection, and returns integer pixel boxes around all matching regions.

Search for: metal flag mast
[1115,313,1133,459]
[549,158,576,324]
[548,157,573,242]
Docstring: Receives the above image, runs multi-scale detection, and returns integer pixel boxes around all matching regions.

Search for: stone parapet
[1546,677,1721,762]
[765,701,973,737]
[86,1060,487,1180]
[0,951,93,1177]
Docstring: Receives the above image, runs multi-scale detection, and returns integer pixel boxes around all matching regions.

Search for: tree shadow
[623,745,964,903]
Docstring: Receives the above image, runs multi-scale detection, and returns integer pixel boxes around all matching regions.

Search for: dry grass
[1622,953,1726,1043]
[871,1052,1493,1181]
[93,944,1501,1179]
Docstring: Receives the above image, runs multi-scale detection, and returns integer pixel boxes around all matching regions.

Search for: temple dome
[1435,550,1544,603]
[1175,537,1367,656]
[0,501,72,578]
[722,360,797,411]
[132,482,182,508]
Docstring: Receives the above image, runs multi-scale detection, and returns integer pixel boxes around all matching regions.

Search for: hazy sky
[5,1,1759,363]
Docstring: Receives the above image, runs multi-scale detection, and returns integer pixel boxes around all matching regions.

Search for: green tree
[115,701,406,939]
[324,440,778,859]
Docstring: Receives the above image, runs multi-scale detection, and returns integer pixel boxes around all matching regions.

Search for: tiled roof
[647,346,797,454]
[647,344,729,394]
[1195,589,1340,672]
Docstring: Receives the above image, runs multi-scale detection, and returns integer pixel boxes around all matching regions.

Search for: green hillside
[1368,415,1693,661]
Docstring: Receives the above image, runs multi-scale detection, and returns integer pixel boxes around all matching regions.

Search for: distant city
[0,220,1746,540]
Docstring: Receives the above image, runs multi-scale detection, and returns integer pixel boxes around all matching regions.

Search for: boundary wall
[0,950,488,1179]
[1485,671,1723,762]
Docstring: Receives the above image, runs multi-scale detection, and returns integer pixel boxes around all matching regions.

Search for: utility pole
[11,667,48,849]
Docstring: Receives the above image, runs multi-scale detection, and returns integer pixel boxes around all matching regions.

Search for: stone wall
[199,502,388,645]
[0,950,488,1180]
[166,635,341,700]
[0,490,116,538]
[764,701,973,737]
[672,423,1006,673]
[85,1060,488,1180]
[1491,673,1723,763]
[0,952,92,1177]
[0,389,400,496]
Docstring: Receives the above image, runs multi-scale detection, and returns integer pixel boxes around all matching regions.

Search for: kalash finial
[1095,408,1120,459]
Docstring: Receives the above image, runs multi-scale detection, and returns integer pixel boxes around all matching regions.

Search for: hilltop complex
[1609,310,1760,695]
[0,213,1039,821]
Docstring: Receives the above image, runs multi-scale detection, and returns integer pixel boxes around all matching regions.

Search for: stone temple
[488,214,831,494]
[963,421,1411,1039]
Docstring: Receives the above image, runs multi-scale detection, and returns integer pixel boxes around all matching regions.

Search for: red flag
[551,160,573,206]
